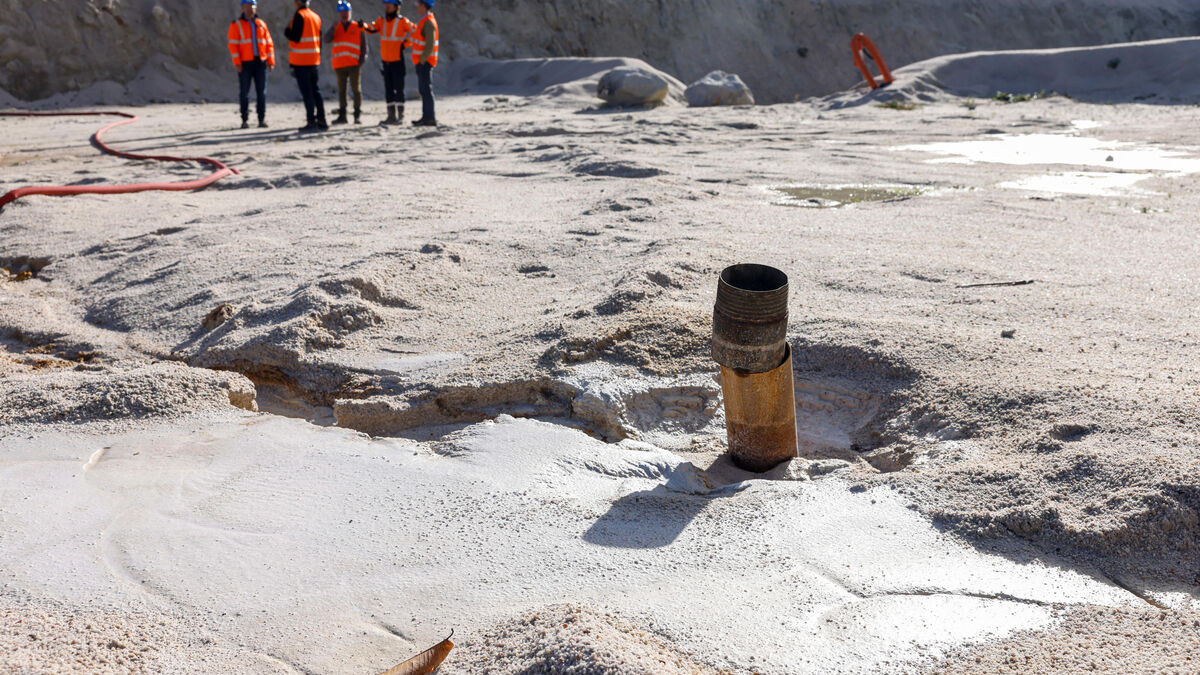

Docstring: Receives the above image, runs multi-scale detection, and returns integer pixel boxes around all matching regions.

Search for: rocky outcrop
[443,57,685,102]
[597,67,670,106]
[685,71,754,107]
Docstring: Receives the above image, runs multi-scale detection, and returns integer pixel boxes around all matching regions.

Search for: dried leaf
[379,630,454,675]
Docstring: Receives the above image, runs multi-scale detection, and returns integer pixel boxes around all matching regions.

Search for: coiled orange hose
[0,111,238,210]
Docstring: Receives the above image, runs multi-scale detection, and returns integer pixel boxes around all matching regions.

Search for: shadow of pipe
[582,469,751,550]
[582,486,712,549]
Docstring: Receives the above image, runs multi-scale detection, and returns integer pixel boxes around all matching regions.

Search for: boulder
[685,71,755,107]
[596,67,670,107]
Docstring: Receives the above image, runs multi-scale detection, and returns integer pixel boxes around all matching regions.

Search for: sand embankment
[825,37,1200,106]
[2,0,1200,105]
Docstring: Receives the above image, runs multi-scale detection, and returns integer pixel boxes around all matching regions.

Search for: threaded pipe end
[715,264,789,323]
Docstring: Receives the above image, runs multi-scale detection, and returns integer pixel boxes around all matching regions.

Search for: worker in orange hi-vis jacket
[284,0,328,133]
[371,0,416,126]
[227,0,275,129]
[326,1,375,125]
[410,0,438,127]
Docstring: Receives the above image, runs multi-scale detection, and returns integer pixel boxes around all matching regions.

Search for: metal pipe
[713,264,798,471]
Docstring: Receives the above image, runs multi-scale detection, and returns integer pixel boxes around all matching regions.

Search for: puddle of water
[898,134,1200,173]
[899,133,1200,197]
[769,184,923,208]
[997,171,1157,197]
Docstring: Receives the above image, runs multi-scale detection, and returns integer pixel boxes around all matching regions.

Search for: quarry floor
[1,95,1198,673]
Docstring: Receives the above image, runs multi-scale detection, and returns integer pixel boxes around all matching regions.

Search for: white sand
[2,40,1200,672]
[0,415,1136,673]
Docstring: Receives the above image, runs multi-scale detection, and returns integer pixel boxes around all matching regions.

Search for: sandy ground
[1,74,1199,673]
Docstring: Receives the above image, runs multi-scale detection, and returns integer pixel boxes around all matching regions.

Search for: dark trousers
[382,60,406,105]
[291,65,326,125]
[238,59,268,121]
[416,62,434,121]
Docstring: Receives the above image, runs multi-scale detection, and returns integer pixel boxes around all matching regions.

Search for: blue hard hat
[383,0,399,4]
[241,0,257,5]
[418,0,433,6]
[337,0,351,10]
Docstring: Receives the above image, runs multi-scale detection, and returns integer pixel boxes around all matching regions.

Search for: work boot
[331,109,348,125]
[258,118,268,129]
[396,105,404,124]
[241,116,250,130]
[354,109,361,125]
[316,118,330,132]
[413,118,438,127]
[297,122,319,133]
[379,105,397,126]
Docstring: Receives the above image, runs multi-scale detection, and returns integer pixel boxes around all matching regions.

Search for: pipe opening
[720,264,788,293]
[715,264,789,329]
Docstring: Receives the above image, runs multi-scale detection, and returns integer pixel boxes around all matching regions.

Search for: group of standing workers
[227,0,439,132]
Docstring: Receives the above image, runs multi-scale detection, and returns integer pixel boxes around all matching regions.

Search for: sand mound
[827,37,1200,106]
[440,605,721,675]
[0,360,256,428]
[1,597,182,674]
[0,596,274,674]
[925,604,1200,674]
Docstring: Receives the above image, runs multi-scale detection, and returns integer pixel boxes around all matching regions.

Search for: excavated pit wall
[2,0,1199,104]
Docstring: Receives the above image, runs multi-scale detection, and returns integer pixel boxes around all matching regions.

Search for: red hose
[0,111,239,210]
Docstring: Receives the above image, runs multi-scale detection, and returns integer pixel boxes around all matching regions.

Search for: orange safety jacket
[288,8,322,67]
[373,15,415,64]
[331,21,365,69]
[410,13,438,67]
[227,16,275,68]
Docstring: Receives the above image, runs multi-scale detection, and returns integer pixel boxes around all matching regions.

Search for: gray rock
[597,67,670,107]
[686,71,755,107]
[807,459,852,477]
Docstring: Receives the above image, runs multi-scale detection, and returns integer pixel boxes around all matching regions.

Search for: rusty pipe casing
[713,264,798,472]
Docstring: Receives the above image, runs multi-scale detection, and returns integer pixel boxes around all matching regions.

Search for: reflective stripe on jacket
[373,15,415,63]
[410,13,438,67]
[227,17,275,67]
[288,8,322,67]
[331,21,364,69]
